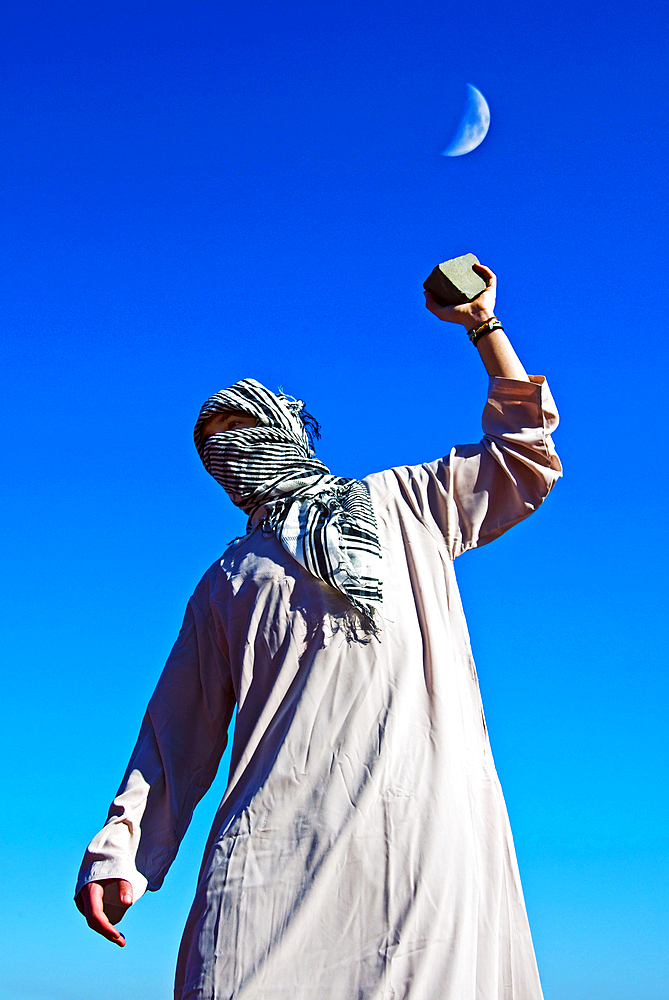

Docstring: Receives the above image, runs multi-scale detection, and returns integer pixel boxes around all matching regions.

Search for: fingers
[424,290,468,324]
[104,879,134,926]
[78,881,128,947]
[424,290,454,318]
[472,263,497,289]
[118,879,133,907]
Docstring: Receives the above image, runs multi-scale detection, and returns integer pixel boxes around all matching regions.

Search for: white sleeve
[75,593,236,905]
[378,376,562,560]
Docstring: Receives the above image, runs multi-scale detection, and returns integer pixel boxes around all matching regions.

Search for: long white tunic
[76,376,561,1000]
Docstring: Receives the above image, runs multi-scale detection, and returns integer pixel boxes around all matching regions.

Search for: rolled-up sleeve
[75,591,236,907]
[388,376,562,560]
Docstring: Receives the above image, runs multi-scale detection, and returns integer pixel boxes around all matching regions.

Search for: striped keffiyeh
[194,378,382,632]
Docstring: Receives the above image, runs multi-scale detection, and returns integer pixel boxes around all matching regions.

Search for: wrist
[461,306,496,332]
[468,316,504,346]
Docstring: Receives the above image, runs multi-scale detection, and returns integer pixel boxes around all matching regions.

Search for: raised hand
[424,262,529,380]
[424,263,497,332]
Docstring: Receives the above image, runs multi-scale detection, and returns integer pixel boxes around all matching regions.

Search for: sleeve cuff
[74,861,149,910]
[488,374,545,398]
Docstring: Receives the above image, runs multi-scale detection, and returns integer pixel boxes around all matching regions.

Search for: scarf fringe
[277,388,321,454]
[258,497,382,640]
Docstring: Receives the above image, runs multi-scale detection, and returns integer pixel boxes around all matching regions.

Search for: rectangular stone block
[423,253,486,306]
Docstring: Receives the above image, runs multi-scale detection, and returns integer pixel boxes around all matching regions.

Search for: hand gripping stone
[423,253,487,306]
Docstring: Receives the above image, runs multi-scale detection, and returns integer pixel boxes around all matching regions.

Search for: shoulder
[191,531,312,608]
[189,555,231,612]
[363,461,452,538]
[363,468,396,506]
[364,458,449,505]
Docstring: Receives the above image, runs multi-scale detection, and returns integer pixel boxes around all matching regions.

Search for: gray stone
[423,253,486,306]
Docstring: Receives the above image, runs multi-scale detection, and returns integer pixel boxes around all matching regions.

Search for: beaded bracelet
[468,316,504,346]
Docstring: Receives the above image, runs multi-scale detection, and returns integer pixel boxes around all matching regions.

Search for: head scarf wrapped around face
[194,378,382,631]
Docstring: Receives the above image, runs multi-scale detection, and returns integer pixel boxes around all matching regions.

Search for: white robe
[76,376,561,1000]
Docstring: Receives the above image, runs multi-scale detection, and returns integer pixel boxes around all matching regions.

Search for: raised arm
[424,263,530,382]
[376,261,562,559]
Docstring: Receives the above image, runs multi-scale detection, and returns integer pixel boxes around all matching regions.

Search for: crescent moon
[441,84,490,157]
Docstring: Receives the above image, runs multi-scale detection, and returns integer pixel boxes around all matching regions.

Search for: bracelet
[468,316,504,346]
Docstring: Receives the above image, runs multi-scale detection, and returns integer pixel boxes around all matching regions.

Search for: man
[76,264,561,999]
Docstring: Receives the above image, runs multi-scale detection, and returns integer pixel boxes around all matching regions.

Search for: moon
[441,84,490,157]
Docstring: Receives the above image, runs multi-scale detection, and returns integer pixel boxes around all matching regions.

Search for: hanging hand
[76,878,133,946]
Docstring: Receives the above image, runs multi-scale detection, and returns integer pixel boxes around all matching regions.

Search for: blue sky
[1,1,668,998]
